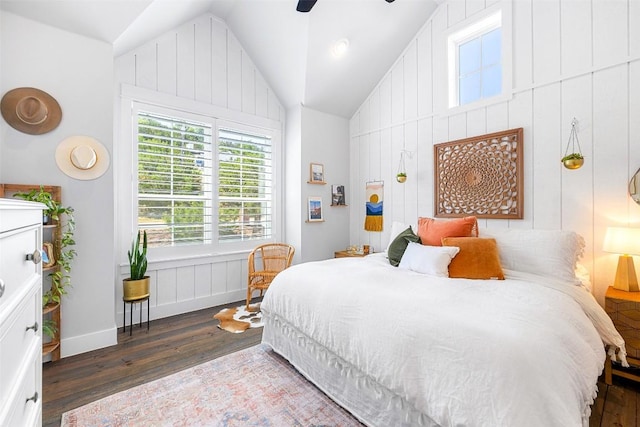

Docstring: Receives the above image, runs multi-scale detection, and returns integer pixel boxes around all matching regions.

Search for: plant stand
[122,296,150,336]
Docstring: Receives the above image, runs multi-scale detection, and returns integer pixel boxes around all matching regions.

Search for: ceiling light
[332,38,349,58]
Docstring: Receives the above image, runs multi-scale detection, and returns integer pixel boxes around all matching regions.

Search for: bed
[261,224,627,427]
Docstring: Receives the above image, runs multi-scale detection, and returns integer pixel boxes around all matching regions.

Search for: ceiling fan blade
[296,0,318,12]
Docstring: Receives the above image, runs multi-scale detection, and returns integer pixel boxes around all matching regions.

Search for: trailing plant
[128,230,148,280]
[13,186,76,306]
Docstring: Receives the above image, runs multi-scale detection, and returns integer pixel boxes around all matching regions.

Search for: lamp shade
[603,227,640,255]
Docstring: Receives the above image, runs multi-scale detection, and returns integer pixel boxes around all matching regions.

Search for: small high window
[448,10,503,108]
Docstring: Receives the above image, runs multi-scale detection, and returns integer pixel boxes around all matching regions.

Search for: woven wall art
[434,128,523,219]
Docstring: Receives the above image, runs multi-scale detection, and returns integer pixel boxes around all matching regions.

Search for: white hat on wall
[55,135,110,180]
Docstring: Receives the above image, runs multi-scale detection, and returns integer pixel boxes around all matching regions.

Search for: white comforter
[261,253,626,427]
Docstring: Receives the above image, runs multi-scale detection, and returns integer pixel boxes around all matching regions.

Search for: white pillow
[385,221,411,253]
[479,228,585,285]
[398,242,460,277]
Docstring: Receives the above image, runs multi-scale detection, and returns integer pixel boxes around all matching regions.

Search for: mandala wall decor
[434,128,523,219]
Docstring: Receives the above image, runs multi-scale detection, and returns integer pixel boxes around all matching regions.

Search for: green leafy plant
[13,186,76,307]
[396,172,407,177]
[128,230,148,280]
[561,153,584,162]
[42,319,59,339]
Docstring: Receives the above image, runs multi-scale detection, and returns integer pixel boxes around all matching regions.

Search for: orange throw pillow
[441,237,504,280]
[417,216,478,246]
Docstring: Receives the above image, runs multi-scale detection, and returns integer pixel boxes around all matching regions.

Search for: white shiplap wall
[114,14,284,325]
[349,0,640,304]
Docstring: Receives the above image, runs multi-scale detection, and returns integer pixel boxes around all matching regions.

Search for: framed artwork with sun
[364,181,383,231]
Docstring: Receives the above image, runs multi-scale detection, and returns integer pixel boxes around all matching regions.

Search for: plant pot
[123,276,150,301]
[562,158,584,170]
[396,175,407,183]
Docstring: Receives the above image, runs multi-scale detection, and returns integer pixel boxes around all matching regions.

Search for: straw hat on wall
[1,87,62,135]
[55,135,110,180]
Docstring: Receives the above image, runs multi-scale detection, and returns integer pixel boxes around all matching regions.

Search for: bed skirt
[262,313,438,427]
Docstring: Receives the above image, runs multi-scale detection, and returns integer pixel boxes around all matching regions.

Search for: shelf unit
[0,184,62,362]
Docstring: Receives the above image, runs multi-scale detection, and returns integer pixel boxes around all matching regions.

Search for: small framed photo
[43,242,55,268]
[307,196,324,222]
[331,184,346,206]
[309,163,325,183]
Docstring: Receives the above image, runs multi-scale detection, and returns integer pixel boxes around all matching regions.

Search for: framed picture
[43,242,55,268]
[309,163,325,183]
[331,184,346,206]
[307,196,324,222]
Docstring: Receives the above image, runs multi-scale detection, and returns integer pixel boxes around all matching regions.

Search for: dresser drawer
[0,347,41,427]
[0,207,41,233]
[0,226,41,316]
[0,285,41,406]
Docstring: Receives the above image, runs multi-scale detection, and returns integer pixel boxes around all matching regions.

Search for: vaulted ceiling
[0,0,439,118]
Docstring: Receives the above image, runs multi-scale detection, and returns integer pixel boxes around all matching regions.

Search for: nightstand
[604,286,640,384]
[334,250,366,258]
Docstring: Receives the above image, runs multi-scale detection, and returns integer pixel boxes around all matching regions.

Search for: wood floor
[43,300,640,427]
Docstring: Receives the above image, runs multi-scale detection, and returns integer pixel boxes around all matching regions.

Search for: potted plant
[13,185,57,224]
[561,153,584,170]
[396,172,407,183]
[124,230,150,300]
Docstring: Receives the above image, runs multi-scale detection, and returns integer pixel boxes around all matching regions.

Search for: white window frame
[446,2,512,114]
[118,87,283,262]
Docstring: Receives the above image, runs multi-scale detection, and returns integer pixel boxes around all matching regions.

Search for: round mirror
[630,168,640,205]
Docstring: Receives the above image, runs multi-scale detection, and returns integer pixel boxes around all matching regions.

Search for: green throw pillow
[388,226,421,267]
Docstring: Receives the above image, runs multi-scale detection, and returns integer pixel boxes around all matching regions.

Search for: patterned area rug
[61,345,363,426]
[213,303,263,333]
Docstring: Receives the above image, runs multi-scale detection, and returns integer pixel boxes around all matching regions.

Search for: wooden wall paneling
[448,112,467,141]
[211,262,227,295]
[267,90,281,122]
[531,83,562,229]
[631,0,640,58]
[194,16,213,104]
[358,135,370,244]
[360,98,371,135]
[417,22,433,117]
[630,61,640,225]
[226,259,242,292]
[512,0,533,90]
[194,263,212,298]
[240,258,248,292]
[176,265,196,302]
[431,8,448,114]
[369,131,383,250]
[507,90,534,229]
[369,86,381,131]
[404,121,419,223]
[592,0,628,69]
[466,0,486,18]
[134,43,158,91]
[350,111,360,137]
[391,125,405,223]
[532,0,560,85]
[176,23,196,100]
[404,41,419,121]
[114,55,136,87]
[379,128,393,246]
[226,33,243,112]
[156,33,178,95]
[156,268,178,305]
[417,118,434,217]
[466,108,486,138]
[255,72,269,118]
[349,136,360,245]
[211,20,228,108]
[379,74,393,129]
[241,53,256,115]
[560,0,592,78]
[447,0,465,27]
[560,75,594,268]
[391,60,405,124]
[485,101,508,133]
[485,0,499,7]
[592,65,629,303]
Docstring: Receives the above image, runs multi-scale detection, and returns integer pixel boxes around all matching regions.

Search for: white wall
[0,12,116,356]
[350,0,640,305]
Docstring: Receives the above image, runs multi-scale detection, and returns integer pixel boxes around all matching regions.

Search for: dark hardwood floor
[43,300,640,427]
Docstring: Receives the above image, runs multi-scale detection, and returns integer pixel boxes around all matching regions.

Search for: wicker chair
[246,243,295,310]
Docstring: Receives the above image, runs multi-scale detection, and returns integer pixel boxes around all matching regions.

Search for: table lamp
[603,226,640,292]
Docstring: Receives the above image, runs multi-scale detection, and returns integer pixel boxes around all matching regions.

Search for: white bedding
[261,253,626,427]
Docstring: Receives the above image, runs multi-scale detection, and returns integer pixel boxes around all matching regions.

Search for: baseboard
[61,326,118,358]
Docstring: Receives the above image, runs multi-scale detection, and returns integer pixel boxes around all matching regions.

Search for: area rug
[213,303,263,333]
[61,344,363,426]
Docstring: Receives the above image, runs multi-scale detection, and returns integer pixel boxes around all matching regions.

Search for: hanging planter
[562,118,584,170]
[396,150,412,183]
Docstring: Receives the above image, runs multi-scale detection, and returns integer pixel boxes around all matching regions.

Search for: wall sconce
[561,118,584,170]
[603,226,640,292]
[396,150,413,183]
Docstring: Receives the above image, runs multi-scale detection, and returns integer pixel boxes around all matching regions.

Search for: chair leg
[246,286,252,310]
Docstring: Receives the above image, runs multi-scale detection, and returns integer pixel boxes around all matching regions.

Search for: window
[137,111,213,247]
[134,109,277,250]
[447,9,506,109]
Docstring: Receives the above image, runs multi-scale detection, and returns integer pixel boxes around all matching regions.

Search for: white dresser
[0,199,43,426]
